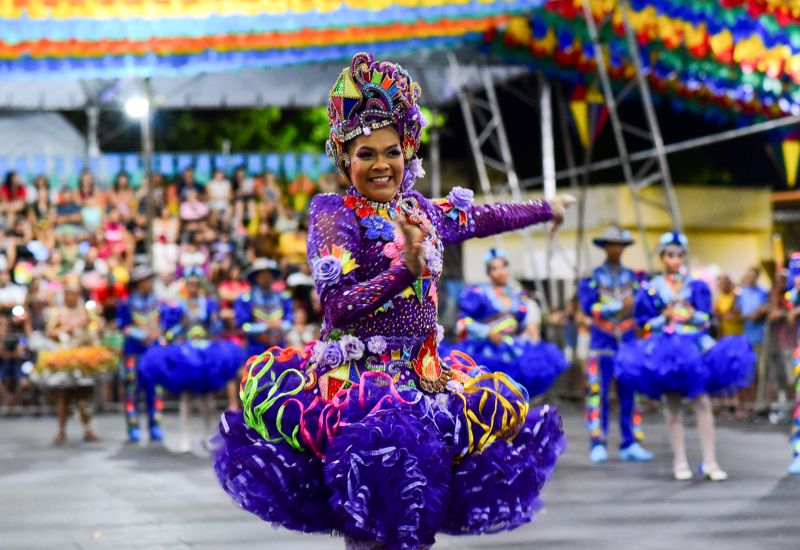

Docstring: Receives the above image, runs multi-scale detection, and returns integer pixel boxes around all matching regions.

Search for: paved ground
[1,403,798,550]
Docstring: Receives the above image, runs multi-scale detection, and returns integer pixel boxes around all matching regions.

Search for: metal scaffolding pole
[582,0,652,268]
[539,74,557,310]
[447,53,550,312]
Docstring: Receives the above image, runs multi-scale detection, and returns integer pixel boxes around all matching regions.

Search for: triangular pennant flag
[782,138,800,188]
[570,99,590,149]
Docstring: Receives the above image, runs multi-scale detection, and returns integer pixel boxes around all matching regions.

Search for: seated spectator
[179,187,209,234]
[28,175,54,222]
[177,165,204,199]
[177,237,208,277]
[78,171,104,233]
[55,188,83,234]
[217,263,249,310]
[1,171,28,224]
[107,172,135,222]
[102,208,129,258]
[207,168,233,223]
[278,216,308,269]
[233,166,254,198]
[287,174,316,214]
[153,206,180,244]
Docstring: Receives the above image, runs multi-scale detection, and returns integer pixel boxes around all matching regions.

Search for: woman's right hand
[399,220,426,277]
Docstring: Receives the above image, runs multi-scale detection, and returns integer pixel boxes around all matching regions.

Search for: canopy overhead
[1,0,798,121]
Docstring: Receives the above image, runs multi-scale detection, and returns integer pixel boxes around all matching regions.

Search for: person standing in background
[578,226,653,464]
[737,267,769,405]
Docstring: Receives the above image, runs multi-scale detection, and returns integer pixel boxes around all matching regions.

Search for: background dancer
[616,232,755,481]
[116,266,166,443]
[578,226,652,463]
[446,248,567,399]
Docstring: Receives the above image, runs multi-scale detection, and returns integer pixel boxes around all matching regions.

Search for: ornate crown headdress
[325,52,426,189]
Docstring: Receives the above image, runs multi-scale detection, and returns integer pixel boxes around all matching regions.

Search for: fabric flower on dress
[367,335,388,355]
[311,245,358,290]
[339,335,365,361]
[401,157,426,192]
[311,256,342,288]
[448,187,474,209]
[321,341,345,368]
[382,232,406,268]
[435,324,445,345]
[310,341,327,363]
[423,236,443,276]
[361,216,395,241]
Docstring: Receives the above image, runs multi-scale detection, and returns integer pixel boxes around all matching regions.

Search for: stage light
[125,97,150,119]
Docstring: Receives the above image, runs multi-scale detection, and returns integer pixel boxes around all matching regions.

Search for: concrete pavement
[1,404,797,550]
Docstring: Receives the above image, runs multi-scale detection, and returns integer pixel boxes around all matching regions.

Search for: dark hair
[113,171,130,192]
[3,171,18,192]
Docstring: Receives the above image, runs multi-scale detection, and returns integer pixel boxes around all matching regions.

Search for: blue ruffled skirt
[615,333,755,399]
[139,340,245,395]
[440,338,568,398]
[212,346,566,548]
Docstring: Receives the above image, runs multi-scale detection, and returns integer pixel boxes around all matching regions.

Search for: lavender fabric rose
[312,256,342,288]
[339,335,365,361]
[435,324,445,345]
[310,341,327,363]
[447,186,474,210]
[401,157,426,192]
[366,335,387,355]
[321,341,345,368]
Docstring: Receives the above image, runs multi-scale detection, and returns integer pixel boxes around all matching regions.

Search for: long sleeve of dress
[634,283,663,331]
[416,190,553,247]
[689,279,712,328]
[308,194,417,329]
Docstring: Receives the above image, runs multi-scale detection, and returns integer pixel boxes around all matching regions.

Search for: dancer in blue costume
[783,253,800,475]
[234,258,293,358]
[578,226,652,464]
[616,232,755,481]
[139,267,244,451]
[116,266,168,443]
[445,248,567,399]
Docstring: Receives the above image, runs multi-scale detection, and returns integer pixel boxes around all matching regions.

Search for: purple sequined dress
[212,186,566,549]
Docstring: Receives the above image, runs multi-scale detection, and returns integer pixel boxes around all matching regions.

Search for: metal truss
[582,0,682,268]
[447,53,556,311]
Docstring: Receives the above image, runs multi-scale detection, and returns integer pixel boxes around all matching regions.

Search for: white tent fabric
[0,61,526,110]
[0,112,85,158]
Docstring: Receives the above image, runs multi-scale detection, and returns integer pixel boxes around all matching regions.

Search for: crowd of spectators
[0,164,346,414]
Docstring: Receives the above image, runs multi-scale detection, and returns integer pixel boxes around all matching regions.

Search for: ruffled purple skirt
[212,347,566,549]
[614,333,707,400]
[139,340,245,395]
[703,335,756,396]
[440,338,568,398]
[615,333,756,399]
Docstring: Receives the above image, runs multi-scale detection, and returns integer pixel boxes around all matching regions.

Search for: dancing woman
[616,232,754,481]
[445,248,567,399]
[212,52,574,549]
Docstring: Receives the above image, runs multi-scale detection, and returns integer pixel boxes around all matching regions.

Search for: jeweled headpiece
[326,52,426,187]
[484,248,508,265]
[657,231,688,254]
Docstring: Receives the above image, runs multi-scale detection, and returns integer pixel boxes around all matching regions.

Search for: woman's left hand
[547,194,576,235]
